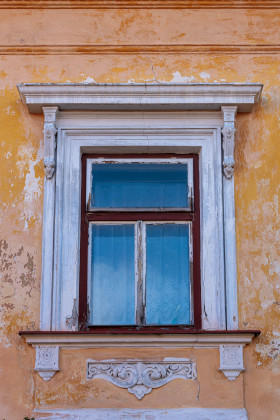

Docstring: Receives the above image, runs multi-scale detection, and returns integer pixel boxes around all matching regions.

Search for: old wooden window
[79,154,201,331]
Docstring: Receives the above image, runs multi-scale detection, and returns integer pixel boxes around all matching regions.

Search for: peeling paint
[0,6,279,420]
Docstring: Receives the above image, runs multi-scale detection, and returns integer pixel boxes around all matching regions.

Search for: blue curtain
[91,163,189,208]
[145,224,191,325]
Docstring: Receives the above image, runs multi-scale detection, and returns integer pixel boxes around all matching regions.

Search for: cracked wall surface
[0,4,280,420]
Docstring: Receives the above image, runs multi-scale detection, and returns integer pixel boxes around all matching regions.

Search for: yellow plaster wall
[35,348,243,410]
[0,4,279,419]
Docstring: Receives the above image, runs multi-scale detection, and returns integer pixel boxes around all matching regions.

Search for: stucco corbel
[221,106,237,180]
[219,345,244,381]
[35,345,60,381]
[43,107,58,180]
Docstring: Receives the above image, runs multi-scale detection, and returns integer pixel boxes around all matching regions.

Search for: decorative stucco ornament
[221,107,237,180]
[219,345,244,381]
[43,157,55,179]
[43,121,57,141]
[87,359,196,399]
[35,345,59,381]
[43,121,57,180]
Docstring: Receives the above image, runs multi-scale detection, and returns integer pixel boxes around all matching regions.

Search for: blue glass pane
[91,163,188,208]
[90,224,135,325]
[145,224,191,325]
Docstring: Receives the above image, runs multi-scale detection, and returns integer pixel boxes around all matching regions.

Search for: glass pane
[145,224,191,325]
[91,163,189,208]
[89,224,135,325]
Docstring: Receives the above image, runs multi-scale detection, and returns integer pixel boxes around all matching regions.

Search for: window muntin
[80,155,200,331]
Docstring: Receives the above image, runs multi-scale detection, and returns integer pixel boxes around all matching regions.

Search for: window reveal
[79,155,201,331]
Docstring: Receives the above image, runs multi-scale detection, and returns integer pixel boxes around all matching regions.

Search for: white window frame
[17,83,263,334]
[55,115,225,331]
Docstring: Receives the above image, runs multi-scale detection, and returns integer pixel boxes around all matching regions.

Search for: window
[17,83,262,333]
[79,155,201,331]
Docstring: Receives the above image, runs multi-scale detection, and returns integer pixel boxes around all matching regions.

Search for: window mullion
[135,220,145,326]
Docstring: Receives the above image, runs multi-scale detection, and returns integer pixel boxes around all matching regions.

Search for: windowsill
[19,329,260,348]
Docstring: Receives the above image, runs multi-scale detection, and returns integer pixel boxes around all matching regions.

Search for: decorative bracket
[35,345,59,381]
[43,107,58,180]
[219,345,244,381]
[221,106,237,179]
[87,359,197,400]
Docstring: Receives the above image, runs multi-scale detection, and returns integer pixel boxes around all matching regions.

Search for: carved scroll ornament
[221,107,237,180]
[219,345,244,381]
[43,121,57,179]
[43,121,57,141]
[43,157,55,179]
[87,359,196,399]
[222,124,236,179]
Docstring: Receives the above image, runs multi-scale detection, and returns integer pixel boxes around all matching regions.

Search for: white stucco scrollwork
[221,107,237,180]
[43,120,57,179]
[87,359,197,399]
[219,345,244,381]
[35,345,59,381]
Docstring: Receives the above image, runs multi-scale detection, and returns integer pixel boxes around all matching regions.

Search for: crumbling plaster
[0,5,280,420]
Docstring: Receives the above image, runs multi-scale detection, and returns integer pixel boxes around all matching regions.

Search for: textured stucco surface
[0,5,280,420]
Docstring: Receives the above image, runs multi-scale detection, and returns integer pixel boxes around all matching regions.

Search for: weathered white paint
[33,407,249,420]
[22,331,256,348]
[17,82,263,113]
[53,113,226,331]
[222,106,238,330]
[40,106,58,330]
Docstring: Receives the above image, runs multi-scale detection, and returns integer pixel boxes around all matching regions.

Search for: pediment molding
[18,83,262,114]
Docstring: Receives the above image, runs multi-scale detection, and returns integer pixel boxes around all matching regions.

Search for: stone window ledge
[19,329,260,348]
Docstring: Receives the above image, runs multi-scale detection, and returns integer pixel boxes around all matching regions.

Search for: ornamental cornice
[17,83,262,114]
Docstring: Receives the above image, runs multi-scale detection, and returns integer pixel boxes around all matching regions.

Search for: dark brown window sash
[79,154,201,332]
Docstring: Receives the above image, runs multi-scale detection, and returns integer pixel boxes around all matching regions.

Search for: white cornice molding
[21,332,257,348]
[17,83,263,114]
